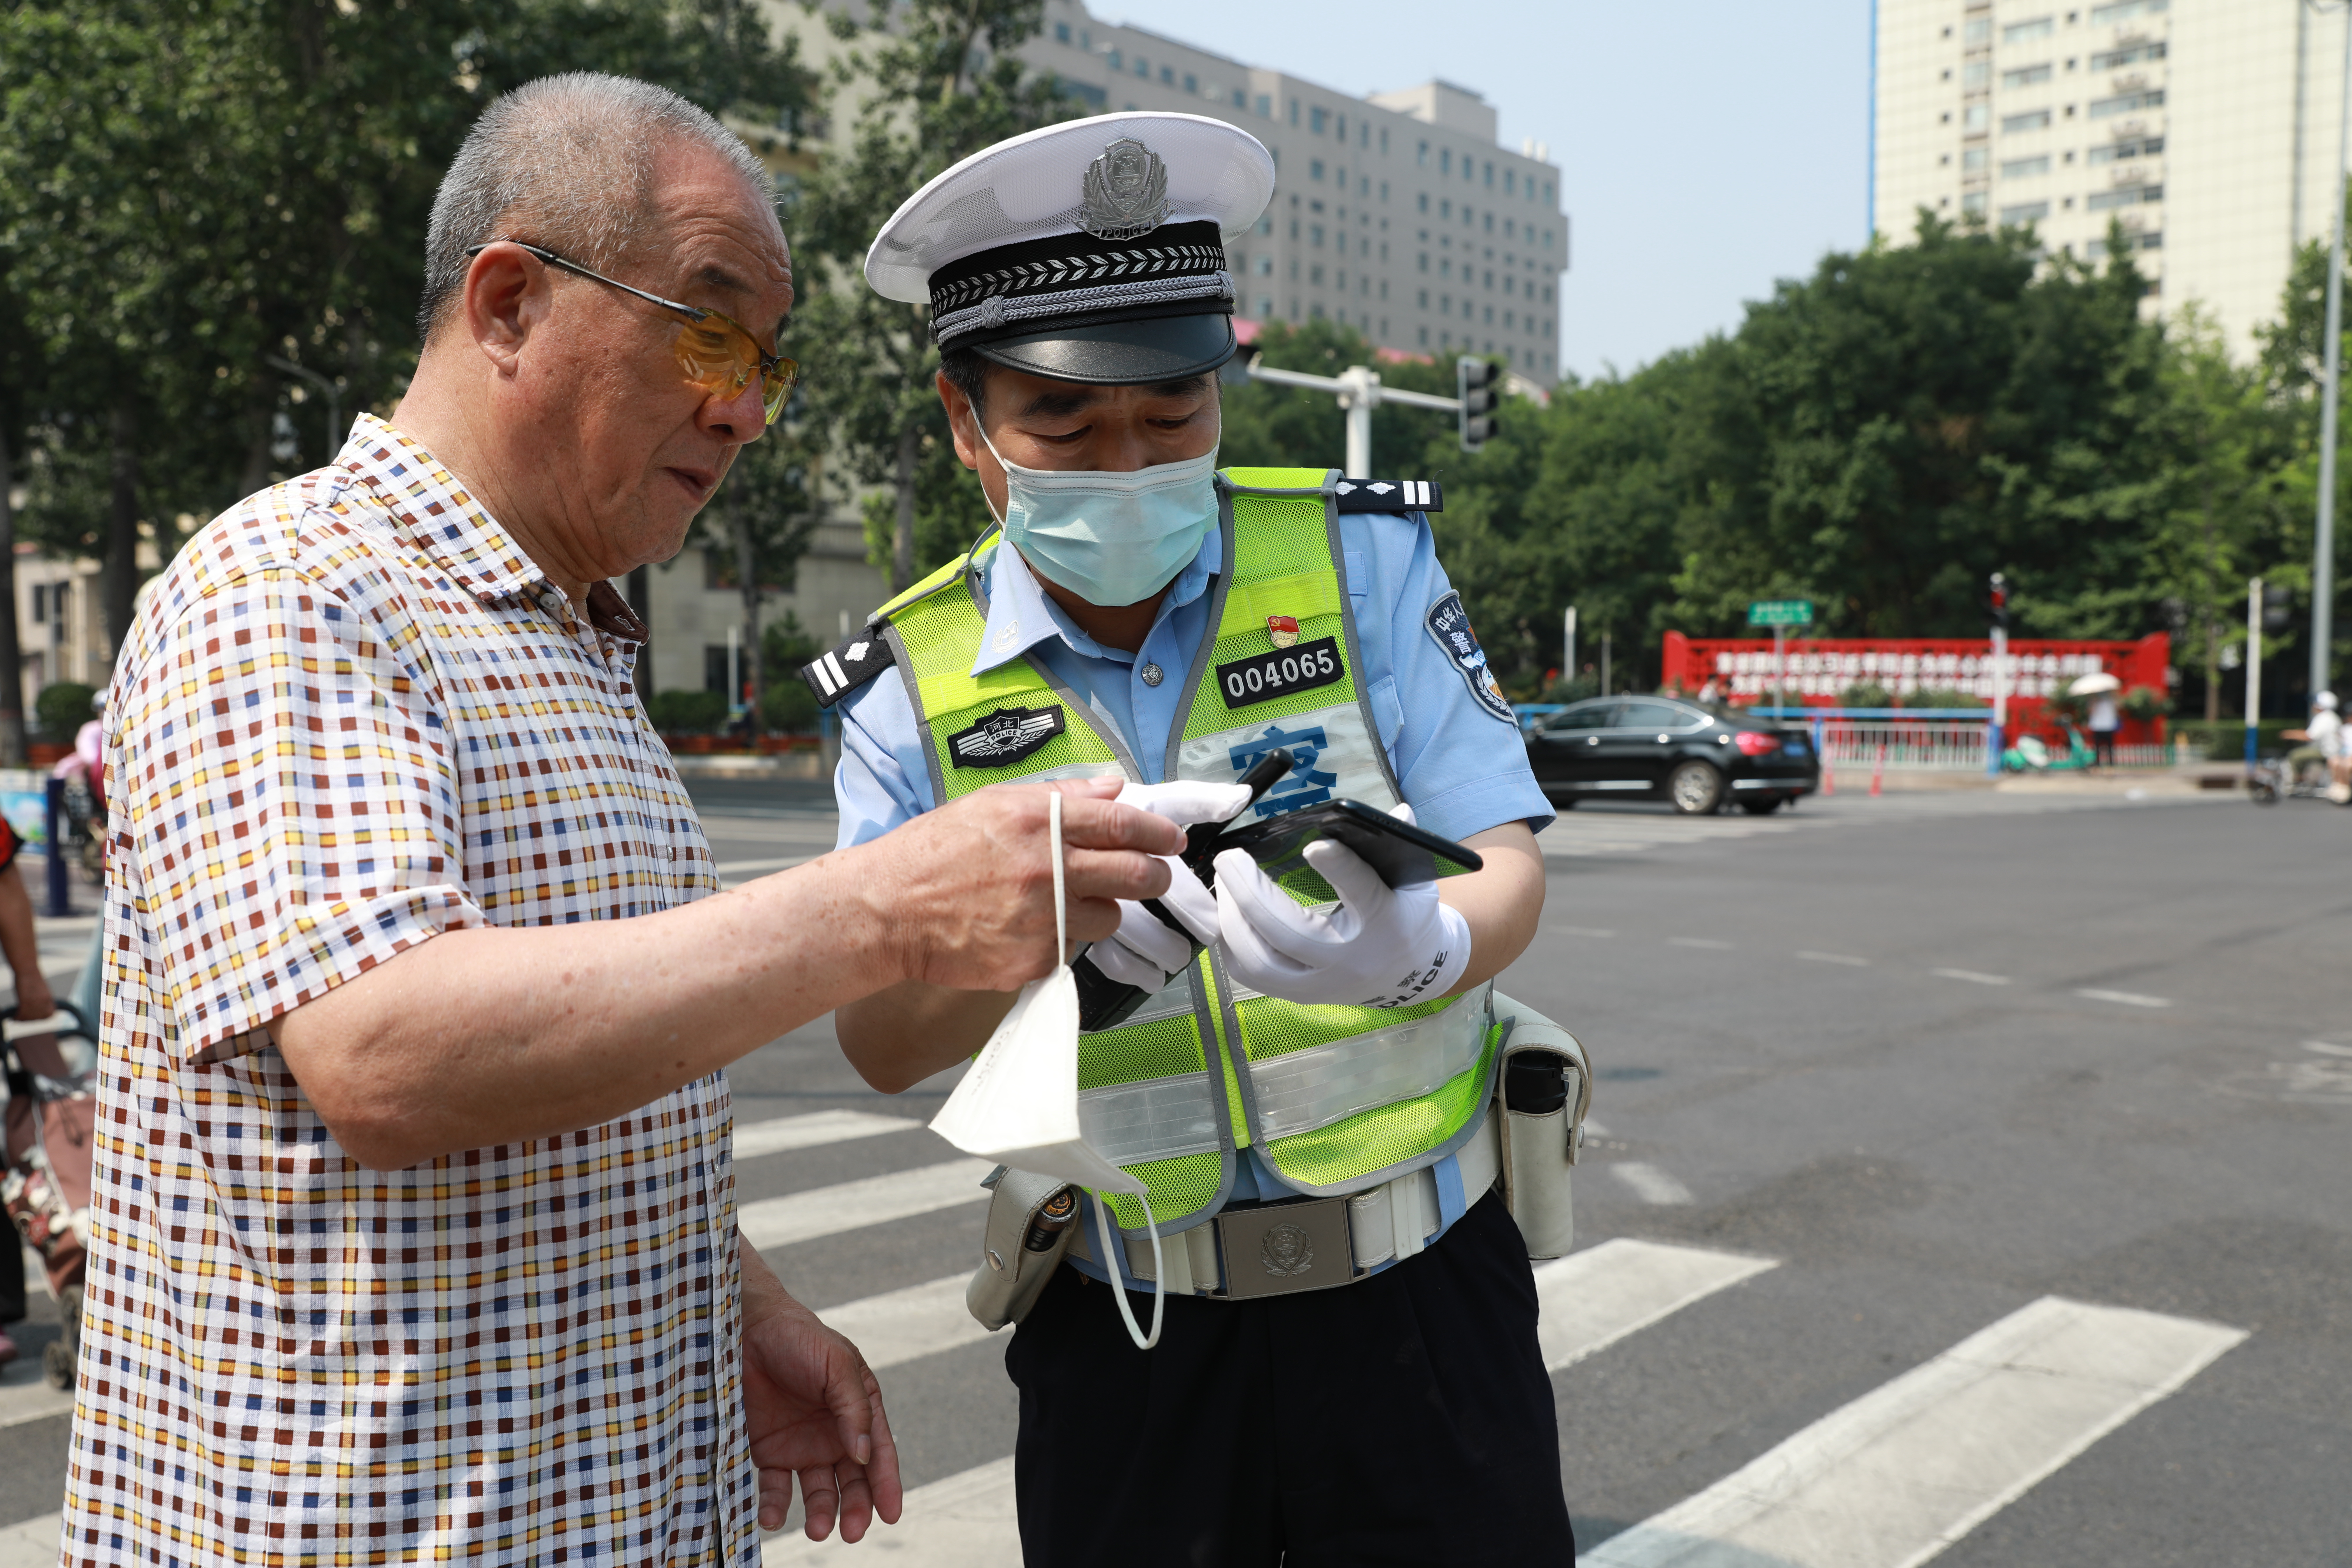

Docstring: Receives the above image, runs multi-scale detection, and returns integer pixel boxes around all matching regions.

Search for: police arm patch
[1424,590,1514,724]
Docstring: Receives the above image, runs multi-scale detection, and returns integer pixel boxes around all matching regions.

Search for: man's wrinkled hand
[869,776,1184,993]
[740,1273,903,1541]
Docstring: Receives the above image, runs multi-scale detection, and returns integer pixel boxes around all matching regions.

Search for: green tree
[788,0,1082,593]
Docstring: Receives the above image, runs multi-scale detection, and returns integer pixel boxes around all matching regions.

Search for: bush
[648,689,728,735]
[2120,683,2167,721]
[2171,718,2297,760]
[762,677,820,734]
[1539,670,1600,704]
[1907,688,1990,709]
[35,682,97,741]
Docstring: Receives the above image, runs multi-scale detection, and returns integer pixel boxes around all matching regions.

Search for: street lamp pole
[2310,0,2352,699]
[1239,358,1465,474]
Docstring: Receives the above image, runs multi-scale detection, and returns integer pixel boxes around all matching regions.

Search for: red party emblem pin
[1267,614,1300,649]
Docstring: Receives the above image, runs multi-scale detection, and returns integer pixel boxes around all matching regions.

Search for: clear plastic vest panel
[877,469,1498,1234]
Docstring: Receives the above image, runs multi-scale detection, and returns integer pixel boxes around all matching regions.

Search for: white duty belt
[1070,1104,1501,1300]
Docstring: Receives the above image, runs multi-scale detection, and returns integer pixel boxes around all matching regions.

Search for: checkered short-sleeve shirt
[60,414,755,1568]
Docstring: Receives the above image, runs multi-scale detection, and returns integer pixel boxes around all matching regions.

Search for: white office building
[1873,0,2352,356]
[1023,0,1568,385]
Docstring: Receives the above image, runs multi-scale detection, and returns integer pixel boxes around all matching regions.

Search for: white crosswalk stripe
[738,1159,997,1252]
[814,1274,995,1371]
[0,1513,59,1568]
[734,1109,924,1161]
[1585,1296,2247,1568]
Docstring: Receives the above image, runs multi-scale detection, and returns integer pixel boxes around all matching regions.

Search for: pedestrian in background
[0,813,57,1371]
[57,72,1183,1568]
[2086,685,2120,768]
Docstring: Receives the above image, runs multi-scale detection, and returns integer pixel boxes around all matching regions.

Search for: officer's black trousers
[1006,1189,1575,1566]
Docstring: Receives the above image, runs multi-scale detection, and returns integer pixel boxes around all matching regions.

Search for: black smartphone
[1209,799,1484,888]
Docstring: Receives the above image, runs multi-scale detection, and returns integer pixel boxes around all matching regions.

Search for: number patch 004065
[1216,636,1344,707]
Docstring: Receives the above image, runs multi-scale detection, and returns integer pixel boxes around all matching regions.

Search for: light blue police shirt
[831,505,1553,1283]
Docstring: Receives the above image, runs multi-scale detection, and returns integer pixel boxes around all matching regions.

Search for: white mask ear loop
[1055,788,1166,1350]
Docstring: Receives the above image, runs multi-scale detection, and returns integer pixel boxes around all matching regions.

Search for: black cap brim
[972,313,1237,386]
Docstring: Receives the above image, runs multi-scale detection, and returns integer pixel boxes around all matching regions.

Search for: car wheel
[1668,761,1724,815]
[1739,797,1783,815]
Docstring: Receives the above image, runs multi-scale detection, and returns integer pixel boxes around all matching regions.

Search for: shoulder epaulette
[800,628,897,709]
[1335,478,1442,514]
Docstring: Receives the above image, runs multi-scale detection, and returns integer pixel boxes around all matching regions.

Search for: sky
[1103,0,1876,383]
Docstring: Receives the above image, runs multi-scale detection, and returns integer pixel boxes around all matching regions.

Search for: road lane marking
[815,1274,993,1371]
[2078,988,2171,1009]
[763,1456,1018,1563]
[739,1160,996,1253]
[1558,925,1617,938]
[1932,968,2010,986]
[2304,1040,2352,1057]
[734,1110,924,1162]
[0,1353,75,1431]
[1797,951,1868,966]
[1537,1239,1777,1372]
[1612,1162,1695,1205]
[1667,937,1732,950]
[0,1514,58,1568]
[771,1239,1774,1560]
[1584,1295,2247,1568]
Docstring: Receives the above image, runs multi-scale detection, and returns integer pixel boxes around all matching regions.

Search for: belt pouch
[1492,993,1592,1260]
[966,1167,1080,1331]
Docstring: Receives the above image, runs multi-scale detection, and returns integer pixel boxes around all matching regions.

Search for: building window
[1963,190,1990,216]
[1256,214,1274,236]
[1256,94,1271,116]
[2090,41,2168,71]
[1419,289,1429,307]
[1289,98,1300,125]
[1183,72,1197,93]
[1966,103,1991,131]
[2001,108,2051,133]
[1054,21,1070,42]
[1254,254,1274,275]
[2088,135,2163,164]
[1311,264,1324,284]
[2090,89,2165,118]
[1441,294,1451,313]
[2087,183,2162,209]
[1255,295,1274,318]
[1484,212,1494,232]
[1544,181,1554,204]
[1440,149,1452,175]
[2000,63,2052,89]
[1999,200,2049,224]
[1159,65,1173,84]
[1543,229,1553,248]
[1964,146,1989,173]
[1441,199,1451,219]
[1484,160,1494,186]
[1311,159,1324,181]
[2002,154,2050,178]
[1418,140,1430,166]
[1312,224,1325,246]
[1064,80,1106,108]
[2088,0,2169,23]
[1311,106,1328,133]
[2003,16,2055,42]
[1418,193,1429,213]
[1381,181,1389,202]
[1380,128,1389,154]
[1419,326,1429,346]
[1107,48,1121,69]
[1964,60,1991,89]
[1965,15,1991,44]
[1337,114,1347,140]
[1440,258,1452,278]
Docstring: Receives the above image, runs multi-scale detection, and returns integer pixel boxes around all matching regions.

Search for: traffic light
[2263,583,2293,633]
[1458,357,1500,452]
[1988,572,2009,630]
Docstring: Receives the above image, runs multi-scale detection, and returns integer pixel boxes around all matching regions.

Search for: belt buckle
[1211,1195,1355,1300]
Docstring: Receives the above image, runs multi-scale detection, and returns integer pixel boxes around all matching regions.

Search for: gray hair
[418,72,775,342]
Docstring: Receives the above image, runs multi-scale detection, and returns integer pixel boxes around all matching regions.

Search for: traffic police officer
[806,112,1574,1563]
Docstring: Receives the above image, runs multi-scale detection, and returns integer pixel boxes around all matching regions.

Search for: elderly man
[57,74,1181,1568]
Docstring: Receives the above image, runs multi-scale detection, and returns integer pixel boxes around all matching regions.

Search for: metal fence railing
[1815,720,1990,771]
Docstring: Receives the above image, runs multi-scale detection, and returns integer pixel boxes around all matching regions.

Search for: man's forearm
[836,983,1017,1094]
[272,780,1182,1169]
[0,865,54,1015]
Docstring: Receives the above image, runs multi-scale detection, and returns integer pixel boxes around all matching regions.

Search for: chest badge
[948,706,1066,768]
[1266,614,1301,649]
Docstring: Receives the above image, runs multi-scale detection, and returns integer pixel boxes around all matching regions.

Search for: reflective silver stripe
[1247,993,1489,1143]
[1077,1071,1221,1164]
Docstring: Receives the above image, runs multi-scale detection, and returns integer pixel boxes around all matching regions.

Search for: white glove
[1212,804,1472,1008]
[1084,779,1253,991]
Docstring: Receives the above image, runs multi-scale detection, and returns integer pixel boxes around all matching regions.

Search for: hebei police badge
[1424,590,1514,724]
[1081,138,1171,240]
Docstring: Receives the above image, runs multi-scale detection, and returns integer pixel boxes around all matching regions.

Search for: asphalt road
[5,783,2348,1565]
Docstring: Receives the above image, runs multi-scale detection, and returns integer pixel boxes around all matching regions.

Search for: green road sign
[1748,600,1814,627]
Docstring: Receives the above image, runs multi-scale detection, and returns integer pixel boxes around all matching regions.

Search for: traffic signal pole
[1231,356,1497,472]
[2247,576,2265,770]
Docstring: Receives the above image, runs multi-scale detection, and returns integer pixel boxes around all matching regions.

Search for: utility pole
[1562,607,1576,690]
[1987,572,2010,776]
[265,355,343,467]
[2311,0,2352,699]
[2247,576,2266,770]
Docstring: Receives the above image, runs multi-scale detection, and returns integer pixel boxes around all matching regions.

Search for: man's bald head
[418,72,774,342]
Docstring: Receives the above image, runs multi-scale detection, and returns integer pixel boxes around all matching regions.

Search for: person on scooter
[2283,692,2347,803]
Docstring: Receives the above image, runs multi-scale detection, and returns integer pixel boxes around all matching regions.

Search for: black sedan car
[1524,696,1821,814]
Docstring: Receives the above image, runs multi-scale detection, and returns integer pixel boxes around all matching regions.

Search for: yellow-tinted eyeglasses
[467,240,799,424]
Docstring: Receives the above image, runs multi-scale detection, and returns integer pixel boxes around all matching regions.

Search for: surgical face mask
[929,793,1167,1349]
[979,424,1219,608]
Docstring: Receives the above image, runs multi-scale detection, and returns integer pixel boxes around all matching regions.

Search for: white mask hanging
[929,792,1166,1349]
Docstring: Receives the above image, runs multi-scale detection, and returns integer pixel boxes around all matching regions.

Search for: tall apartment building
[1875,0,2352,358]
[1022,0,1568,386]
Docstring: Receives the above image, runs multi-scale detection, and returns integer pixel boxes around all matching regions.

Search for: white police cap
[866,112,1276,384]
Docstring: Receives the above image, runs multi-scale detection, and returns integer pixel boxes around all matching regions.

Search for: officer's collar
[970,527,1224,678]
